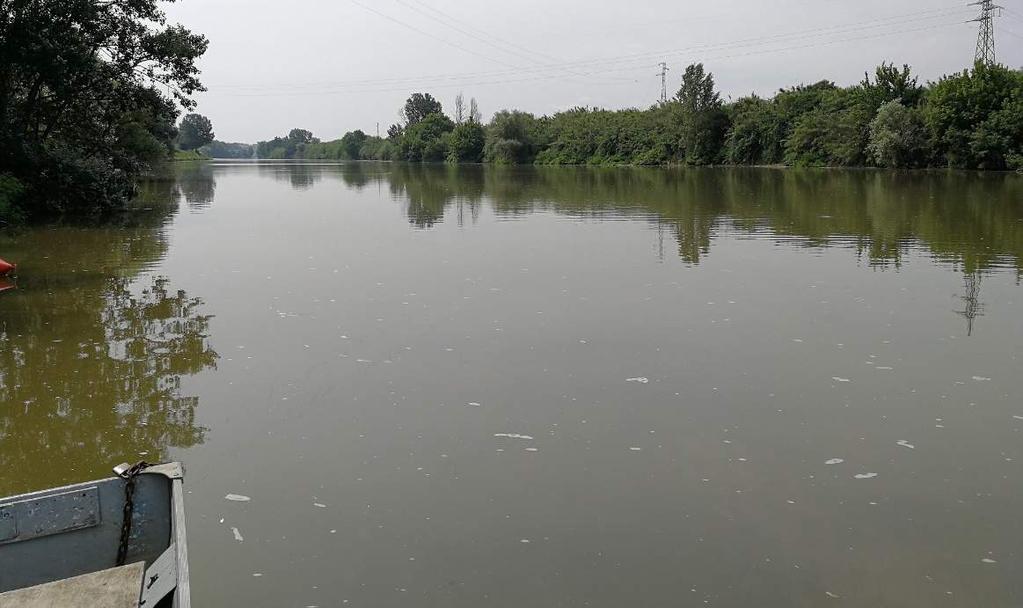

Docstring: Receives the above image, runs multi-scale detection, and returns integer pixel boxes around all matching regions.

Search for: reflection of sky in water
[1,162,1022,608]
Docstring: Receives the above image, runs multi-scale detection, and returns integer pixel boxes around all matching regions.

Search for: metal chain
[116,461,150,566]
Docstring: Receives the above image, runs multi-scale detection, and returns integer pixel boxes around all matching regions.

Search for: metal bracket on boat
[137,462,185,481]
[138,543,178,606]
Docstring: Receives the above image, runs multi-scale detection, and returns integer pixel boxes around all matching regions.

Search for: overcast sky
[161,0,1022,143]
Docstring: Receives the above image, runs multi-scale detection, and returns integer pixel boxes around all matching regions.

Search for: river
[1,162,1021,606]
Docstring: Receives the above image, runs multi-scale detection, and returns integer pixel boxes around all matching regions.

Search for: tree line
[254,62,1022,173]
[0,0,208,220]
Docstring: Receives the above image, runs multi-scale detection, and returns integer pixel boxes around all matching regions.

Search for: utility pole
[970,0,1002,65]
[376,122,380,138]
[657,62,670,104]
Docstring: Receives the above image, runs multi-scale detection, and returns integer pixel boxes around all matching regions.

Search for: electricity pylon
[970,0,1002,65]
[657,62,670,103]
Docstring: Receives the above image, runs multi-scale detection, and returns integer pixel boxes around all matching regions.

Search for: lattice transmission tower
[657,62,670,104]
[970,0,1002,65]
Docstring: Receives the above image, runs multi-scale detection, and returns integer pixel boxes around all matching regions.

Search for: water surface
[1,163,1021,607]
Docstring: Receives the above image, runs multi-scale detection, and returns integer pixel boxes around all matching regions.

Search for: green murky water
[2,162,1021,606]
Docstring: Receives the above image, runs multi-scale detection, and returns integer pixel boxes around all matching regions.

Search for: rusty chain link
[115,461,150,566]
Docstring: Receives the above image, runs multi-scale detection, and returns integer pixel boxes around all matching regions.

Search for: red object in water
[0,257,14,277]
[0,278,14,294]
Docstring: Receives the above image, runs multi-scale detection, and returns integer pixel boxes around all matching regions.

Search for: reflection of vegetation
[0,175,216,495]
[341,164,1023,272]
[175,162,216,209]
[0,276,217,494]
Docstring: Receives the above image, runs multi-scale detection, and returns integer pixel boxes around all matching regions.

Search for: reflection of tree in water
[175,162,216,210]
[0,180,217,495]
[0,275,217,495]
[378,164,1023,274]
[388,164,484,229]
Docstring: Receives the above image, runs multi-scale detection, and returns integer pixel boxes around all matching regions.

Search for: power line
[389,0,628,84]
[214,6,970,94]
[346,0,523,70]
[214,19,964,97]
[969,0,1003,65]
[399,0,558,66]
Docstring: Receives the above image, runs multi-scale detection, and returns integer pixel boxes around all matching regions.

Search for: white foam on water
[854,473,878,479]
[231,527,244,542]
[225,494,251,502]
[626,377,650,384]
[825,459,845,465]
[494,433,534,440]
[896,440,915,449]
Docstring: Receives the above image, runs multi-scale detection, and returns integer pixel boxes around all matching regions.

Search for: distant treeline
[256,62,1023,171]
[201,141,254,159]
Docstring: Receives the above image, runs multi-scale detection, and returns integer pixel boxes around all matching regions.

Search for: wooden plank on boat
[0,562,144,608]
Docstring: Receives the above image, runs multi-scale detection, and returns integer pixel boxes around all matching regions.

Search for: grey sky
[161,0,1022,143]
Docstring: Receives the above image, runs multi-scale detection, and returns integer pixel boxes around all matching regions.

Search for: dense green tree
[673,64,728,165]
[447,121,486,163]
[868,101,929,168]
[724,95,782,165]
[861,63,923,108]
[340,130,369,159]
[925,63,1023,170]
[399,113,454,161]
[485,111,543,164]
[0,0,207,217]
[256,128,319,159]
[177,113,214,150]
[784,87,873,167]
[403,93,444,127]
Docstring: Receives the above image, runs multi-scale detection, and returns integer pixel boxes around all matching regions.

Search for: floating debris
[854,473,878,480]
[231,527,244,542]
[494,433,534,440]
[832,377,851,383]
[972,376,992,382]
[981,558,998,564]
[825,459,845,466]
[314,503,327,508]
[468,402,482,407]
[1013,416,1023,421]
[825,591,841,599]
[629,447,643,452]
[525,448,539,452]
[896,440,915,450]
[225,494,251,502]
[626,377,650,384]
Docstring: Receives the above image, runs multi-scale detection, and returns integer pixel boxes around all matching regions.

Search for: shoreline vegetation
[247,62,1023,176]
[1,0,1020,222]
